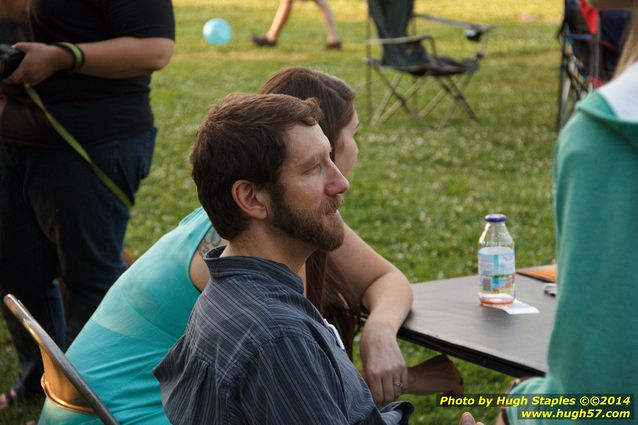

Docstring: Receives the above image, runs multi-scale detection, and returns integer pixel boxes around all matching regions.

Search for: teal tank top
[38,208,214,424]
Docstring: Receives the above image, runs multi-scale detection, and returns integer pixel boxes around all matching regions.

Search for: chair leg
[366,59,373,125]
[454,73,479,120]
[557,53,588,129]
[379,77,426,124]
[374,73,403,124]
[417,82,450,121]
[436,73,479,129]
[557,57,575,130]
[370,68,423,125]
[368,64,481,128]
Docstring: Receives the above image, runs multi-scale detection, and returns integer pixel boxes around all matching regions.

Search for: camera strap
[24,84,133,209]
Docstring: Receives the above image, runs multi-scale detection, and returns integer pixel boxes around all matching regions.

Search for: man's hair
[259,67,355,157]
[191,92,323,240]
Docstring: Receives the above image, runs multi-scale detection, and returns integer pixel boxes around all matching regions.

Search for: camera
[0,44,25,79]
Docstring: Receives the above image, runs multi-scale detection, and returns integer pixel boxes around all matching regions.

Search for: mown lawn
[1,1,562,423]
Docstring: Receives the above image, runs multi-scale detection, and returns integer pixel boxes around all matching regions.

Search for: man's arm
[5,37,173,86]
[239,334,387,425]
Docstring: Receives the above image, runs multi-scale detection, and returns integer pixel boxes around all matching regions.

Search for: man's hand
[3,42,72,86]
[359,321,407,403]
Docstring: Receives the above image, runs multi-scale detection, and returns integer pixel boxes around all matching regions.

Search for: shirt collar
[204,246,304,294]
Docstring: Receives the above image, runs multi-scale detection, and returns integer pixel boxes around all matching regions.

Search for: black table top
[399,274,556,377]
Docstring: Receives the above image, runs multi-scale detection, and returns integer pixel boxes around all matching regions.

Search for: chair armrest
[414,13,496,34]
[366,33,434,46]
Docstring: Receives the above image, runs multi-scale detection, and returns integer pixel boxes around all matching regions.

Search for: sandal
[251,34,277,47]
[0,387,24,412]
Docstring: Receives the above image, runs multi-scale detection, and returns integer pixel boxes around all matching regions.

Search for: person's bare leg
[404,354,465,396]
[265,0,294,43]
[313,0,340,45]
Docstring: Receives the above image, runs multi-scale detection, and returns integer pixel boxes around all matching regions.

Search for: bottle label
[478,247,515,291]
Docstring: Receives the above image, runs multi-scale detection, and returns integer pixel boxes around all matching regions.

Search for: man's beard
[269,183,344,251]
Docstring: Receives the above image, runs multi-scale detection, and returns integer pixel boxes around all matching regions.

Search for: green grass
[1,0,562,423]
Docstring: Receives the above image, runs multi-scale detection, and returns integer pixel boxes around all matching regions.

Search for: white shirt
[599,60,638,122]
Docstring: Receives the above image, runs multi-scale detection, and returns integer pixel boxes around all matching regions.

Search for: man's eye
[308,163,322,173]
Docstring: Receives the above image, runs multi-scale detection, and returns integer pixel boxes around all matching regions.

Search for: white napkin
[484,299,539,315]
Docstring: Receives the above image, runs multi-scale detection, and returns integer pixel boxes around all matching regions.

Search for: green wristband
[52,42,85,73]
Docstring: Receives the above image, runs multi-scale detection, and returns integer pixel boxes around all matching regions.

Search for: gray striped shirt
[154,248,412,424]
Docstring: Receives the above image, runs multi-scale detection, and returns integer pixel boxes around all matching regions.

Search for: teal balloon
[203,18,232,45]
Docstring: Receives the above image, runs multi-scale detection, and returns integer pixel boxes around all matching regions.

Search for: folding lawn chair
[365,0,495,129]
[3,294,119,425]
[556,0,631,129]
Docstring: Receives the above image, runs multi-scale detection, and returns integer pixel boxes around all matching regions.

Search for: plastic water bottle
[478,213,515,306]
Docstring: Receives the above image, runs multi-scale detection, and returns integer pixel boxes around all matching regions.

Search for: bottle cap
[485,213,507,223]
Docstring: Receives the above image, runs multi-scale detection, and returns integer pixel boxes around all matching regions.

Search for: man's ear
[231,180,269,220]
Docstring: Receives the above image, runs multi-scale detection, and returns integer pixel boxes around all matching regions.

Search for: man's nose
[326,161,349,195]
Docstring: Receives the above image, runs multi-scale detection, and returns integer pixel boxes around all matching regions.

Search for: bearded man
[154,93,413,425]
